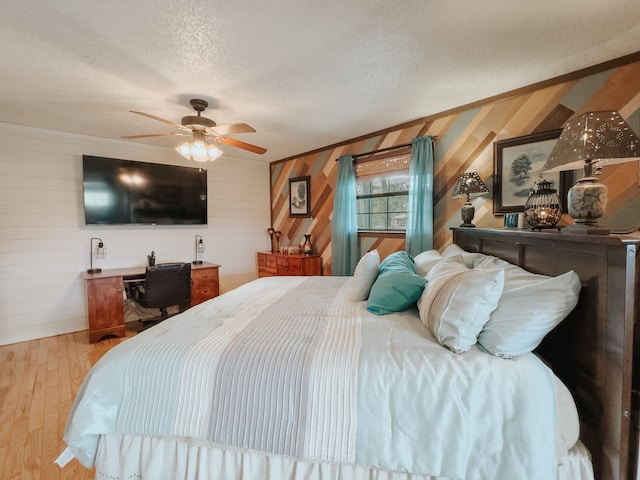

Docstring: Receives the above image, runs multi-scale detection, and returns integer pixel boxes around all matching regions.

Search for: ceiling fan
[122,99,266,161]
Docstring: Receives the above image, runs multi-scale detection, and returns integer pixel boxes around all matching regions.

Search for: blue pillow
[367,252,427,315]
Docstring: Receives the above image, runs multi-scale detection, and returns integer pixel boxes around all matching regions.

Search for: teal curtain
[405,136,434,256]
[331,154,358,275]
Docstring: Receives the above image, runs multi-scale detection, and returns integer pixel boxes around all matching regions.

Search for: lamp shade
[542,111,640,174]
[452,172,490,199]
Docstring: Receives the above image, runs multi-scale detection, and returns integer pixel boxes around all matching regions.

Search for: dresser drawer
[257,253,277,277]
[258,252,277,268]
[285,256,302,274]
[276,255,289,273]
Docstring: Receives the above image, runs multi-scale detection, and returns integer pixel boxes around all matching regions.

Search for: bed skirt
[94,434,595,480]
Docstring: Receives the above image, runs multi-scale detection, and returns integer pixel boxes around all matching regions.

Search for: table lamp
[542,111,640,235]
[193,234,205,264]
[452,172,490,227]
[88,237,106,273]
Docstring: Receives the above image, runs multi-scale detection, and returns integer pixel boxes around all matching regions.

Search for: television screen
[83,155,208,225]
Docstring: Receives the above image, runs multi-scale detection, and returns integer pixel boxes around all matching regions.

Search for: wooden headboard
[452,227,640,480]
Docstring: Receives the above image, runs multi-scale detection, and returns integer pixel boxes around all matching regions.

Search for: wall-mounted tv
[83,155,207,225]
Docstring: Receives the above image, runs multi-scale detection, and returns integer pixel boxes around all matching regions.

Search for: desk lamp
[88,237,106,273]
[542,111,640,235]
[452,172,490,227]
[193,235,205,264]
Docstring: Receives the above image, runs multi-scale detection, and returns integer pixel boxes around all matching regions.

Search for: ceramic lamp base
[565,177,609,235]
[459,202,476,227]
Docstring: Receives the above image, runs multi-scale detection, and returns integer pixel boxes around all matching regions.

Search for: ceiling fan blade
[213,136,267,154]
[206,123,256,136]
[130,110,190,131]
[121,132,188,139]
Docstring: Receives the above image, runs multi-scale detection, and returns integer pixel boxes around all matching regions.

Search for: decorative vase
[302,234,313,256]
[524,177,562,230]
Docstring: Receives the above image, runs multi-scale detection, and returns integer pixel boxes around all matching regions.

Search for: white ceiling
[1,0,639,164]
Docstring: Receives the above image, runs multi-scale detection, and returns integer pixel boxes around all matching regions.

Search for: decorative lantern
[524,177,562,230]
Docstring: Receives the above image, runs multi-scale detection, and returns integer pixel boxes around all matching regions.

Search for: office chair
[131,262,192,324]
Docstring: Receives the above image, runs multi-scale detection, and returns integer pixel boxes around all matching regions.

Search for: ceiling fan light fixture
[175,140,224,163]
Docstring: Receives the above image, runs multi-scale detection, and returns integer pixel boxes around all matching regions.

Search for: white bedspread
[62,276,560,480]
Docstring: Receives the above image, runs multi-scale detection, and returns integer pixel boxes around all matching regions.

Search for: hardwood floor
[0,326,138,480]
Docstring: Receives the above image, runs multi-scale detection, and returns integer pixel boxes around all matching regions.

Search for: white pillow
[418,256,505,353]
[413,249,444,277]
[440,243,487,268]
[350,250,380,301]
[474,256,581,358]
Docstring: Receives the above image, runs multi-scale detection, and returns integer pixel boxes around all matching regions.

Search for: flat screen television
[83,155,208,225]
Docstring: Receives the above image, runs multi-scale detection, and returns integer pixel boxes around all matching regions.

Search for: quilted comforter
[61,276,560,480]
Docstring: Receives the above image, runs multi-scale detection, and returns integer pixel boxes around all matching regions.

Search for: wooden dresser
[257,252,322,277]
[83,262,220,343]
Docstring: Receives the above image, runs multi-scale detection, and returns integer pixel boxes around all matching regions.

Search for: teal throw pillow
[367,251,427,315]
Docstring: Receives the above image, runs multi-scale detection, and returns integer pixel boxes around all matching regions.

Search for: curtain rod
[335,136,436,161]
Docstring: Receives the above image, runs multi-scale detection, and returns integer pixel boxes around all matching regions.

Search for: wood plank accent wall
[270,57,640,274]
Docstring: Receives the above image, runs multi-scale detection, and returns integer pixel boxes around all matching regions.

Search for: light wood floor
[0,326,139,480]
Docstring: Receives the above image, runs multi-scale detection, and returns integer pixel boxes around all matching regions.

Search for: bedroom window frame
[354,146,411,234]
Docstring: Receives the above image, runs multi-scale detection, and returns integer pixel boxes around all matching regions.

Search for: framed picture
[493,129,569,214]
[289,176,310,217]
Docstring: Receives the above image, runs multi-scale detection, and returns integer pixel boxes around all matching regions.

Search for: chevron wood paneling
[270,58,640,274]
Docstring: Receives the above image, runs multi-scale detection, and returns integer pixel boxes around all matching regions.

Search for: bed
[57,227,640,480]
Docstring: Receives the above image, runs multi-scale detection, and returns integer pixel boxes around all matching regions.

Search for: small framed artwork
[493,129,569,214]
[289,176,310,217]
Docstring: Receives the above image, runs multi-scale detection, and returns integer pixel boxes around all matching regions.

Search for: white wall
[0,122,271,346]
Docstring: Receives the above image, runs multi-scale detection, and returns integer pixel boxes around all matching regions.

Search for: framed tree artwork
[289,176,310,217]
[493,129,569,214]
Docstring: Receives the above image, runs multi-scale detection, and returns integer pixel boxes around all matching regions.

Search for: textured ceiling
[1,0,639,163]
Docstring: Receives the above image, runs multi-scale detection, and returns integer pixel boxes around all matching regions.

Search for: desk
[83,262,220,343]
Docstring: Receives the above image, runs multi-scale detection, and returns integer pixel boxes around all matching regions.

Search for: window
[355,148,410,231]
